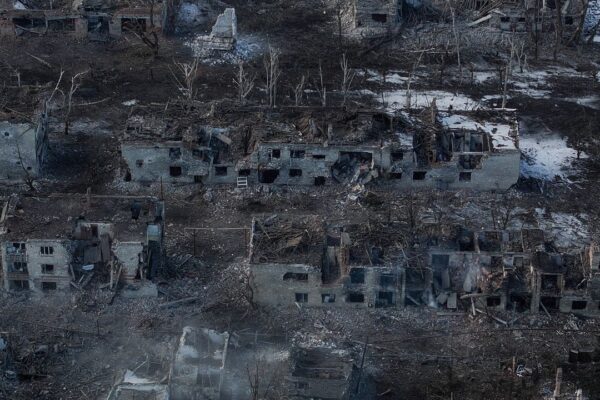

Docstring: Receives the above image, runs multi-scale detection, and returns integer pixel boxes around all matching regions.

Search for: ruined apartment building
[0,0,166,39]
[0,102,48,183]
[468,0,584,33]
[0,193,164,294]
[288,346,364,400]
[249,215,407,309]
[121,109,520,191]
[248,215,600,316]
[428,225,600,316]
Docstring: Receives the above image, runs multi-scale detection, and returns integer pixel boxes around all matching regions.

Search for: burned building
[287,346,361,400]
[351,0,400,36]
[467,0,585,33]
[0,0,166,39]
[169,327,230,400]
[249,215,407,309]
[121,108,520,191]
[0,193,164,294]
[427,225,600,316]
[0,102,49,183]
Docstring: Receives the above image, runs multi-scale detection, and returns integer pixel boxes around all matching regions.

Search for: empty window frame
[312,154,326,160]
[11,262,27,273]
[9,280,29,290]
[371,13,387,23]
[41,264,54,274]
[459,172,472,182]
[413,171,427,180]
[238,169,251,176]
[259,169,279,183]
[314,176,326,186]
[289,168,303,177]
[295,293,308,303]
[215,166,228,176]
[431,254,450,268]
[321,294,336,303]
[350,268,365,284]
[290,150,305,159]
[391,151,404,161]
[169,147,182,159]
[571,300,587,310]
[41,281,57,291]
[283,272,308,281]
[169,166,182,177]
[269,148,281,159]
[40,246,54,256]
[346,292,365,303]
[486,296,502,307]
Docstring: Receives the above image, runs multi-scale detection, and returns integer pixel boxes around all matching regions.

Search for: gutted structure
[0,193,164,294]
[287,346,359,399]
[194,7,237,51]
[426,225,600,316]
[249,215,407,309]
[121,108,520,191]
[169,327,230,400]
[351,0,400,36]
[466,0,585,33]
[0,103,49,183]
[0,0,166,39]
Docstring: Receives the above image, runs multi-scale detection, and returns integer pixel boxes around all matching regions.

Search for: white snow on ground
[563,95,600,110]
[472,71,497,83]
[381,90,482,112]
[520,135,585,182]
[365,70,409,85]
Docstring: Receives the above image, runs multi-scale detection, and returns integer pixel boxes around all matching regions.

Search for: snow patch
[381,90,482,112]
[520,135,585,182]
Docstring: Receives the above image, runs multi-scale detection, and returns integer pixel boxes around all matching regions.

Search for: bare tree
[448,4,462,84]
[293,74,307,106]
[169,58,200,107]
[14,130,36,191]
[314,61,327,107]
[553,0,564,60]
[233,61,255,105]
[501,36,517,109]
[340,53,355,106]
[64,70,89,135]
[263,46,282,108]
[123,0,160,57]
[406,50,424,109]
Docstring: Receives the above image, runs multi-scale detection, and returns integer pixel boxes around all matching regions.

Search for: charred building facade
[120,108,520,191]
[0,193,164,294]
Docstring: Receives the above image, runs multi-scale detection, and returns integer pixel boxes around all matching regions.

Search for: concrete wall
[113,241,144,282]
[250,263,404,309]
[121,142,211,184]
[2,239,72,293]
[389,150,521,191]
[353,0,399,30]
[0,111,48,182]
[122,141,520,191]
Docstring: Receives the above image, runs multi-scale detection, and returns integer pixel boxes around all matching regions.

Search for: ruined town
[1,0,600,398]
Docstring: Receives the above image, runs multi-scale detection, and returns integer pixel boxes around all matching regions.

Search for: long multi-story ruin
[120,108,520,191]
[248,214,600,316]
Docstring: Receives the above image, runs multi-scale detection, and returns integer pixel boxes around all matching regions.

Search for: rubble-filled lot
[2,0,600,399]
